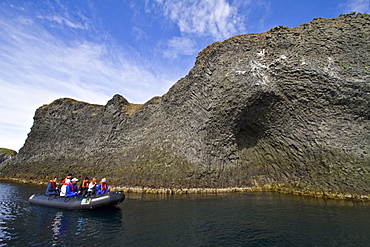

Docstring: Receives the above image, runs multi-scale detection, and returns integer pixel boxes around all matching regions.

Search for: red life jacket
[62,177,70,185]
[81,180,89,188]
[100,182,108,191]
[49,180,56,189]
[68,182,77,191]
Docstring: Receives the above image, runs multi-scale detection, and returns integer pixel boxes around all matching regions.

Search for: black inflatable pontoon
[28,191,125,210]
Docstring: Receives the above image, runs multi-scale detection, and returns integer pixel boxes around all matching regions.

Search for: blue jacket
[65,183,81,197]
[45,181,57,195]
[96,182,109,195]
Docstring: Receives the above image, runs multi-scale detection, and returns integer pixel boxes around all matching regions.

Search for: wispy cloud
[0,3,175,150]
[147,0,249,60]
[0,16,171,101]
[340,0,370,13]
[37,14,90,30]
[158,0,245,40]
[163,36,197,58]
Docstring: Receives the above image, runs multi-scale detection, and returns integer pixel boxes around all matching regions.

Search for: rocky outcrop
[0,148,17,166]
[1,13,369,195]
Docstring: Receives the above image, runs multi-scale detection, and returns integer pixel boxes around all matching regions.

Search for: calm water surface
[0,181,369,246]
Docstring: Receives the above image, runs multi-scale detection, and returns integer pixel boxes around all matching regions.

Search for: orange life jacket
[49,180,57,189]
[99,182,108,191]
[81,180,89,188]
[62,177,70,185]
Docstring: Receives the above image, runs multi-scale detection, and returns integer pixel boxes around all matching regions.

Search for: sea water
[0,181,369,246]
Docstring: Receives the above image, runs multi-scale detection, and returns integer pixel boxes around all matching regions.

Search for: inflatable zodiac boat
[28,191,125,210]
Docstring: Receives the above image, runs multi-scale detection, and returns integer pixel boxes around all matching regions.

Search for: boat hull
[28,191,125,210]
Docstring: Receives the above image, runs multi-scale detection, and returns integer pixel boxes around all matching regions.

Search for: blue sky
[0,0,369,151]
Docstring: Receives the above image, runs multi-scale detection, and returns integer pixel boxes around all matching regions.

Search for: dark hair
[68,173,73,176]
[85,177,89,180]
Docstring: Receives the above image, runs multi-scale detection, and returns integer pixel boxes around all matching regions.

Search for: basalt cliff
[2,13,369,197]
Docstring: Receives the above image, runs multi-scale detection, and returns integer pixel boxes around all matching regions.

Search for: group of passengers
[45,173,109,197]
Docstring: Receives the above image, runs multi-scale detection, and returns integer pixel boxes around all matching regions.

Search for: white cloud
[132,26,147,40]
[158,0,245,40]
[163,36,197,58]
[34,1,92,31]
[340,0,370,13]
[37,14,90,30]
[0,6,174,151]
[148,0,248,60]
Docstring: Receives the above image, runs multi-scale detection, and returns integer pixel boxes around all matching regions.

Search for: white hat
[72,178,78,182]
[102,178,106,182]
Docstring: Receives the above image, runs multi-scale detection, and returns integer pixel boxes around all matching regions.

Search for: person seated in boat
[80,177,90,197]
[60,173,73,196]
[87,177,97,196]
[45,177,58,196]
[65,178,81,197]
[96,178,109,195]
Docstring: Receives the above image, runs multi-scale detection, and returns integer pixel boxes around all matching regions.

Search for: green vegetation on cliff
[0,148,17,157]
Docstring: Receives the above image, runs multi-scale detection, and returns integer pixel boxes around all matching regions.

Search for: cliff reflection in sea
[0,181,369,246]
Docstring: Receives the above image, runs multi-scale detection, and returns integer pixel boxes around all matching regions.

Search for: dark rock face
[2,13,369,194]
